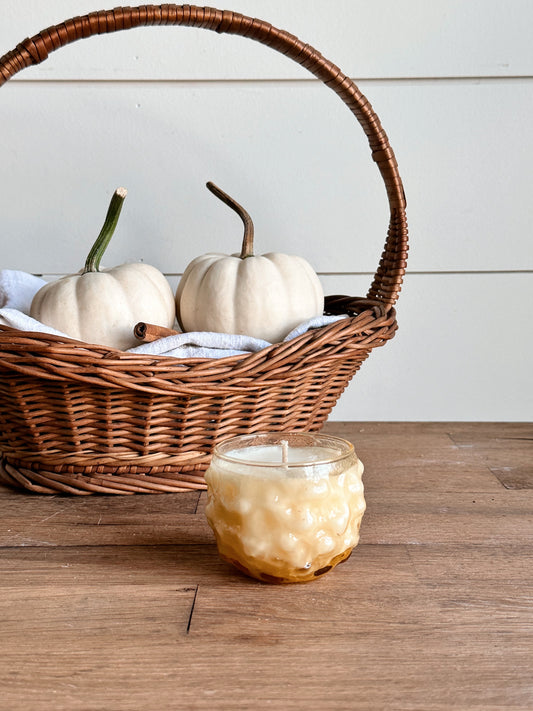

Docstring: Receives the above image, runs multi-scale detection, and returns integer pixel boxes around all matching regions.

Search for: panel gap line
[8,75,533,86]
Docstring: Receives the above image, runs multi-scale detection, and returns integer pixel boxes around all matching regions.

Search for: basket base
[0,456,208,495]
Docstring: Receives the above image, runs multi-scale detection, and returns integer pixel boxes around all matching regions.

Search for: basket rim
[0,297,397,395]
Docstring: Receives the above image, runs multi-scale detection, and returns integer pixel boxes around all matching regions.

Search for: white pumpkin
[176,182,324,343]
[30,188,176,351]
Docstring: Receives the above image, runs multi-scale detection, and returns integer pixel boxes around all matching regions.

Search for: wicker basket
[0,5,408,495]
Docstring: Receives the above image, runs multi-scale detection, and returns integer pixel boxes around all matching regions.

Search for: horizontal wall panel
[2,0,532,82]
[322,272,532,422]
[0,79,531,274]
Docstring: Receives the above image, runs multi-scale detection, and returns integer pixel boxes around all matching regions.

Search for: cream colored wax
[205,443,365,583]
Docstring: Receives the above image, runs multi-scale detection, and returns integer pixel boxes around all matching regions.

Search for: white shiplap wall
[0,1,531,421]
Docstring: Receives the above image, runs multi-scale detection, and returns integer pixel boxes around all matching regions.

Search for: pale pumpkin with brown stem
[176,182,324,343]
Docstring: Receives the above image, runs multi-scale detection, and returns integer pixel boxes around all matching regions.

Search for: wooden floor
[1,422,532,710]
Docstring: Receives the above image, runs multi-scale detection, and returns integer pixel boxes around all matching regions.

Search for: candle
[204,433,365,584]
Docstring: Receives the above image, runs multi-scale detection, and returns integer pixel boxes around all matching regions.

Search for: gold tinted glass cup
[205,433,365,583]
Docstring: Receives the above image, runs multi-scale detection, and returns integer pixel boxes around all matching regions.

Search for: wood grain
[447,425,533,490]
[1,422,532,710]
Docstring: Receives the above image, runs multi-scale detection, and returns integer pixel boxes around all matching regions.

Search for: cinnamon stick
[134,322,179,343]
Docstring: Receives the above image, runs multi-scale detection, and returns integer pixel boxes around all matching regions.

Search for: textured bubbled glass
[204,433,365,584]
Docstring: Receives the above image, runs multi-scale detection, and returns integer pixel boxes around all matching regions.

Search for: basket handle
[0,4,408,307]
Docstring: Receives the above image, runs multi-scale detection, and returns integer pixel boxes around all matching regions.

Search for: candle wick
[281,440,289,467]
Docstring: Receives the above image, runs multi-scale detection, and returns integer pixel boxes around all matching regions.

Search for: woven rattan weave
[0,5,408,494]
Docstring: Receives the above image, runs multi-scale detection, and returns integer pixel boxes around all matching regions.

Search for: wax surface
[205,446,365,583]
[228,444,342,469]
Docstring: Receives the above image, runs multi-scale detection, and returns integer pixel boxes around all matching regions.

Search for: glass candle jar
[204,432,365,584]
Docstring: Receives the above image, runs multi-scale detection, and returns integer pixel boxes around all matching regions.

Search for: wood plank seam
[186,585,199,634]
[445,432,510,490]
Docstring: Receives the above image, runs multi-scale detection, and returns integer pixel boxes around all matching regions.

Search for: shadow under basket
[0,5,408,495]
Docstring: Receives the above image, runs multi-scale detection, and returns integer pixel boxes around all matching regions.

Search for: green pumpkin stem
[206,181,254,259]
[83,187,128,273]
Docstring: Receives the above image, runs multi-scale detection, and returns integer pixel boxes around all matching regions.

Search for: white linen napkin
[128,330,272,358]
[0,270,47,313]
[0,269,347,358]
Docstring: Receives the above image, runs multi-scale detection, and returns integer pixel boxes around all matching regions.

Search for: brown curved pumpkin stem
[206,181,254,259]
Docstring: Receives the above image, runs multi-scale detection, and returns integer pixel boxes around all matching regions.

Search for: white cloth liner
[0,270,347,358]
